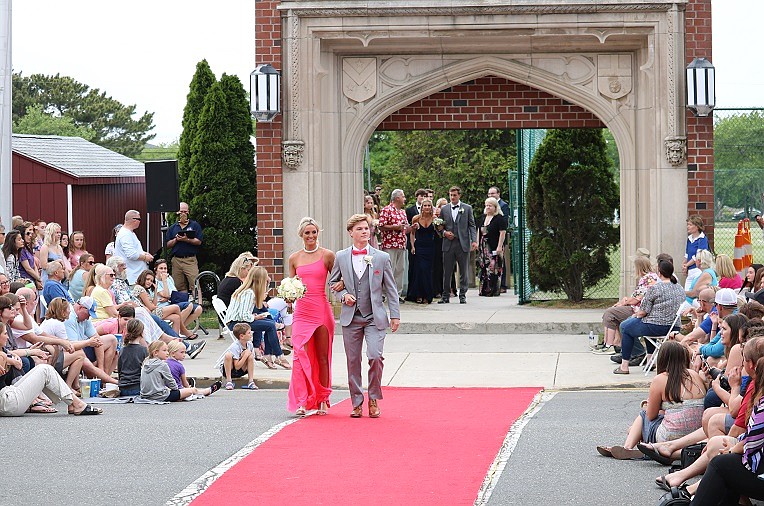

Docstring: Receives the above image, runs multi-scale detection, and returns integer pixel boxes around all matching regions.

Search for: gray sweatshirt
[140,358,178,400]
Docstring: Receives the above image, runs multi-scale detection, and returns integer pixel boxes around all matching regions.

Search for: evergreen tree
[187,80,256,273]
[178,60,216,198]
[526,129,619,301]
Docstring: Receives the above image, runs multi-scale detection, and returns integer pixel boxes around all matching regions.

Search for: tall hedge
[178,60,216,199]
[526,129,619,301]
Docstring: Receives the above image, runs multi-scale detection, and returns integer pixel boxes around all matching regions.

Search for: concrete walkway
[185,294,651,390]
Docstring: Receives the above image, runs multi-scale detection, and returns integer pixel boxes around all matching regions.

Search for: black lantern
[686,57,715,117]
[250,64,281,122]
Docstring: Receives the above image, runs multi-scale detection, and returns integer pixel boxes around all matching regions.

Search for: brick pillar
[685,0,714,244]
[256,1,285,280]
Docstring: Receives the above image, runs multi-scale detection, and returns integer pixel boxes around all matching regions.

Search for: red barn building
[11,134,161,261]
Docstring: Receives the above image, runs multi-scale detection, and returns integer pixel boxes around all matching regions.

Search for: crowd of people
[594,214,764,504]
[0,205,211,416]
[364,185,511,303]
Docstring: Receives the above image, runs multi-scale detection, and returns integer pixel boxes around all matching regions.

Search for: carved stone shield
[343,57,377,103]
[597,54,632,100]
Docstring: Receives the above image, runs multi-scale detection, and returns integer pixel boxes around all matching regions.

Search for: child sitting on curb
[118,319,147,397]
[141,341,221,402]
[216,322,257,390]
[166,340,219,396]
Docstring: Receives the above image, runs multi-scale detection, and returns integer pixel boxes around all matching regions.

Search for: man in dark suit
[488,186,511,293]
[439,186,477,304]
[404,188,427,301]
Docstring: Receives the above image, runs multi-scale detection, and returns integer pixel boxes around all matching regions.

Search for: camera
[708,367,731,392]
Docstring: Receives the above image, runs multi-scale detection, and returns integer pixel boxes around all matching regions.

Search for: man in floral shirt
[378,189,409,302]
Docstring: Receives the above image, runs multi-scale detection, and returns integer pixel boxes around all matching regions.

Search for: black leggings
[691,453,764,506]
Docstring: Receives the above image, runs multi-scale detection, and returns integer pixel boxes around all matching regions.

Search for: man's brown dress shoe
[350,405,363,418]
[368,399,380,418]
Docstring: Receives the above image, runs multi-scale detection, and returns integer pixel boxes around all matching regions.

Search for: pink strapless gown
[287,257,335,412]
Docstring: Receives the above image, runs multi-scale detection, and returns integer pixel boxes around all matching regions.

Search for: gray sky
[11,1,763,144]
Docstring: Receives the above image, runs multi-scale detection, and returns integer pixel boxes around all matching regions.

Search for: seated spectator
[0,336,102,417]
[154,259,202,338]
[140,341,213,402]
[715,254,742,290]
[0,273,9,296]
[2,291,53,372]
[117,317,148,397]
[3,230,23,283]
[613,260,685,374]
[685,249,718,303]
[698,289,740,365]
[42,260,74,305]
[744,266,764,304]
[67,231,88,271]
[81,262,102,297]
[64,296,118,382]
[596,255,658,355]
[90,264,119,322]
[677,287,717,347]
[597,341,706,459]
[166,340,218,395]
[132,269,192,337]
[39,297,85,390]
[217,253,258,306]
[216,322,257,390]
[68,253,94,301]
[740,263,763,295]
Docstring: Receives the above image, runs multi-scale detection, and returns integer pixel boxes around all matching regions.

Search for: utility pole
[0,0,11,227]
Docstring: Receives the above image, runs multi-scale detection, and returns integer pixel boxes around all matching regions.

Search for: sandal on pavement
[276,357,292,370]
[655,475,687,493]
[71,404,103,416]
[225,382,235,390]
[596,446,614,458]
[241,382,259,390]
[264,359,277,370]
[638,442,675,466]
[27,401,57,414]
[613,367,630,375]
[610,445,643,460]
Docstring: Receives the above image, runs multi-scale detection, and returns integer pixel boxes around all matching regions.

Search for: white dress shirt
[450,202,461,221]
[352,246,369,279]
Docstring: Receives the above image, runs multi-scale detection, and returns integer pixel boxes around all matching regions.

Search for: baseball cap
[714,288,738,307]
[77,296,97,318]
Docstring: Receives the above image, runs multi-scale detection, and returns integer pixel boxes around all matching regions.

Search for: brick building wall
[685,0,714,243]
[255,1,284,275]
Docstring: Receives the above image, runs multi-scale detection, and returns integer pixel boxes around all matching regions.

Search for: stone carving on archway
[664,136,688,167]
[597,54,632,100]
[342,57,377,103]
[282,140,305,170]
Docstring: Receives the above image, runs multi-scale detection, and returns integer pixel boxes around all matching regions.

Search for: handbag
[169,291,190,304]
[655,487,690,506]
[680,442,706,469]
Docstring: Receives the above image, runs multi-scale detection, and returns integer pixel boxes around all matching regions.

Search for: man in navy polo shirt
[165,201,203,294]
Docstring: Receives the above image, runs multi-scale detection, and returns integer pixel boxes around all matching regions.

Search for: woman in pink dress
[287,217,336,416]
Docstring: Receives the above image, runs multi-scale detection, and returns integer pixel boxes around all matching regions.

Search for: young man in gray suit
[329,214,401,418]
[439,186,477,304]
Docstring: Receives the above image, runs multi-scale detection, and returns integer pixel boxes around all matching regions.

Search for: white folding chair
[211,296,237,344]
[642,308,683,375]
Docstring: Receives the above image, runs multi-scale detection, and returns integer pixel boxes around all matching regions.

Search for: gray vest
[352,264,373,318]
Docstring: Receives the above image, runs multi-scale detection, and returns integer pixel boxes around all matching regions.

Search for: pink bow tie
[352,249,368,256]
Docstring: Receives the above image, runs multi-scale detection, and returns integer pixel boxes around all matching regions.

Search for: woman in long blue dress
[409,199,437,304]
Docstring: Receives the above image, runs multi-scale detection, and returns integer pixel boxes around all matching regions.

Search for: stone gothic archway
[255,1,714,295]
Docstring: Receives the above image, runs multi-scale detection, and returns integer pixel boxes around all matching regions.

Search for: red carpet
[192,387,541,505]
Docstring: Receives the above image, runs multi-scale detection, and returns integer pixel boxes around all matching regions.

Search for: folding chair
[211,295,237,344]
[642,307,683,376]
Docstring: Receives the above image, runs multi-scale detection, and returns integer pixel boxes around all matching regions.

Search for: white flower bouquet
[277,276,307,313]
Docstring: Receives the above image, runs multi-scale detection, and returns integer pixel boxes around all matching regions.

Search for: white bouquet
[277,276,307,312]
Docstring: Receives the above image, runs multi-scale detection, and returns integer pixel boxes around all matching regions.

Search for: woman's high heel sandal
[317,401,328,415]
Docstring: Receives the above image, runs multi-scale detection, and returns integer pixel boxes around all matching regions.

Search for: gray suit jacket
[328,245,401,330]
[441,202,477,253]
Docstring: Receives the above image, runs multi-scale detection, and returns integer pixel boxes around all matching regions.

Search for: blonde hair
[297,217,321,237]
[43,222,61,246]
[715,254,737,279]
[225,252,258,278]
[45,297,70,322]
[167,340,185,355]
[346,213,371,231]
[435,198,448,208]
[83,263,103,296]
[697,249,715,270]
[146,340,166,359]
[232,266,269,308]
[484,197,504,216]
[633,256,653,278]
[94,264,112,286]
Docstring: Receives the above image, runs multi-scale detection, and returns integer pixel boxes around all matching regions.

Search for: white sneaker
[592,345,616,355]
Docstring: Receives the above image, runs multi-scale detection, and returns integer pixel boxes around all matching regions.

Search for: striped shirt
[226,289,255,324]
[743,395,764,474]
[640,280,685,326]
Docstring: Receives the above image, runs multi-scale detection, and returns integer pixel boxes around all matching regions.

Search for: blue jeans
[619,317,674,360]
[151,313,179,338]
[228,320,282,357]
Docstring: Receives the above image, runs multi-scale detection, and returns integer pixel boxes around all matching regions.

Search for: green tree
[186,79,256,273]
[526,129,619,301]
[370,130,516,207]
[714,112,764,218]
[135,140,180,163]
[12,72,155,157]
[178,60,216,197]
[13,104,96,140]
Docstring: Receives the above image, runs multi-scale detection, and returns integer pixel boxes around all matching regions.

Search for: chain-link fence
[509,129,621,303]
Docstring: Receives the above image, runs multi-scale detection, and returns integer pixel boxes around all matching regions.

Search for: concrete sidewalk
[184,295,651,390]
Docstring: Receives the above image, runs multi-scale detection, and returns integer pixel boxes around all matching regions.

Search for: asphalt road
[3,390,673,505]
